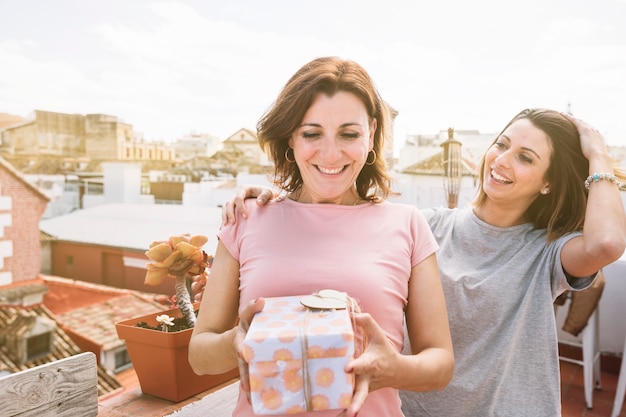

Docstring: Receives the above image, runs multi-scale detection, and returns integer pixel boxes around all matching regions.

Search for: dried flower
[145,234,209,286]
[144,234,210,329]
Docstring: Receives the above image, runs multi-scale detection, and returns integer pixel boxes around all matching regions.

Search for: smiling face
[482,118,553,209]
[288,91,375,204]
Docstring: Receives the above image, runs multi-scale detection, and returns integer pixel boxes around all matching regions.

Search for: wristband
[584,172,622,190]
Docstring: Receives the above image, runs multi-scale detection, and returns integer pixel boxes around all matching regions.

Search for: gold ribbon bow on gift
[300,289,352,310]
[297,289,364,412]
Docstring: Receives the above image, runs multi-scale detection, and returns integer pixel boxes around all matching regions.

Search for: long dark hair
[472,108,589,241]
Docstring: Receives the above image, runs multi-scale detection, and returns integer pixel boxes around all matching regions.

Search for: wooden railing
[0,352,98,417]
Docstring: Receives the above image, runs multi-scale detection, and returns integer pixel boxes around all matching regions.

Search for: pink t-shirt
[218,198,438,417]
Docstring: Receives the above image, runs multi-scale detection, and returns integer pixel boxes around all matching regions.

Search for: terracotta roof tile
[57,293,167,350]
[42,276,169,350]
[0,303,122,397]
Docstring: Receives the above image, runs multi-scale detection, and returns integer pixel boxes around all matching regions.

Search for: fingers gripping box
[241,295,355,414]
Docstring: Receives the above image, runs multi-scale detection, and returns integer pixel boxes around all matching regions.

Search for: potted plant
[115,234,238,402]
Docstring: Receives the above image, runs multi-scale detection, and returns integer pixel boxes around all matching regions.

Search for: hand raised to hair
[561,113,609,161]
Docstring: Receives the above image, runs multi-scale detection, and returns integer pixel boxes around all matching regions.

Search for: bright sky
[1,0,625,155]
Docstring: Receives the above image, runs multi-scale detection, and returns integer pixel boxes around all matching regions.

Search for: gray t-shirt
[400,207,593,417]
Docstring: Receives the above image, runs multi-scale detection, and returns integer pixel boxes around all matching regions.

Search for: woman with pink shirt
[188,56,454,417]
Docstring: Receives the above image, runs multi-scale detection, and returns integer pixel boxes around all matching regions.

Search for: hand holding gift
[240,292,362,415]
[235,297,266,403]
[344,311,400,413]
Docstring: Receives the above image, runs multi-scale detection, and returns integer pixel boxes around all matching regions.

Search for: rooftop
[39,203,224,254]
[0,302,122,397]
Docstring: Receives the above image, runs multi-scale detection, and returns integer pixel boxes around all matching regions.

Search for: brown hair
[473,108,596,241]
[256,56,395,202]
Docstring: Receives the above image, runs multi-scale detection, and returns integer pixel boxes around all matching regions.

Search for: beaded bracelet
[584,172,622,190]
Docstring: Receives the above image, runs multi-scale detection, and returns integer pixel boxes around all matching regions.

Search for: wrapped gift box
[241,295,355,415]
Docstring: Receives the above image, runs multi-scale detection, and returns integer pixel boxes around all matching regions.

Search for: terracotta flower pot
[115,303,238,402]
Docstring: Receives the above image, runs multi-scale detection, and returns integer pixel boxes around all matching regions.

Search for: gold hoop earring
[365,150,376,166]
[285,148,295,163]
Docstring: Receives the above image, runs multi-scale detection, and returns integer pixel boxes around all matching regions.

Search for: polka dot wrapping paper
[241,295,356,414]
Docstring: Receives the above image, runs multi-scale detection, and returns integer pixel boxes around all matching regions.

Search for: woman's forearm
[189,327,239,375]
[385,347,455,392]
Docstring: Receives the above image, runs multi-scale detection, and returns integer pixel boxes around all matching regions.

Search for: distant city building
[0,113,25,129]
[396,129,495,172]
[0,156,49,286]
[0,109,174,161]
[203,128,270,176]
[385,103,398,166]
[221,128,267,165]
[173,132,222,160]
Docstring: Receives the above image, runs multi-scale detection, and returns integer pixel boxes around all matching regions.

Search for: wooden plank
[166,381,239,417]
[0,352,98,417]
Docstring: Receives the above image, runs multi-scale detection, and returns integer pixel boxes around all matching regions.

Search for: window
[26,332,52,361]
[66,255,73,269]
[114,348,131,371]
